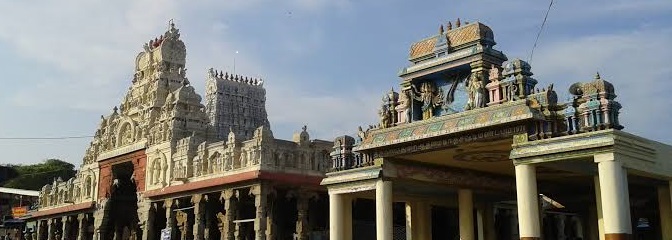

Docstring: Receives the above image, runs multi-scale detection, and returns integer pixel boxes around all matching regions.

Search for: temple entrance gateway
[104,161,140,240]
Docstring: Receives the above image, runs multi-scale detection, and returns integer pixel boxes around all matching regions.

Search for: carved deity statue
[466,72,487,110]
[378,106,391,128]
[395,90,411,124]
[411,82,443,120]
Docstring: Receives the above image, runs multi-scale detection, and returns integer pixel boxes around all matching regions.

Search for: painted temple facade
[22,19,672,240]
[25,22,333,240]
[323,19,672,240]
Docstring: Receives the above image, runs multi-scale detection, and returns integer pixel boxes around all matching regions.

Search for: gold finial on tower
[595,72,601,79]
[456,18,461,27]
[447,21,452,30]
[439,24,444,34]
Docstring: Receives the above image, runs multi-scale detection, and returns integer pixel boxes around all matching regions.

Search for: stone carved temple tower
[205,68,268,141]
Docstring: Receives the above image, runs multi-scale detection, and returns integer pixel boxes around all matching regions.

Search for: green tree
[1,159,76,190]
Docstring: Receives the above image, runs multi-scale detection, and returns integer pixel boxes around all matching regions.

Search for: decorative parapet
[207,68,264,87]
[37,165,98,211]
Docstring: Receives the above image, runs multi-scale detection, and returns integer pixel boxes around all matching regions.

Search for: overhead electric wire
[528,0,555,65]
[0,135,94,140]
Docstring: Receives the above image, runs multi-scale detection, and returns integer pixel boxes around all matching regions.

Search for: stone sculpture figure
[395,90,411,124]
[466,72,486,110]
[411,82,443,120]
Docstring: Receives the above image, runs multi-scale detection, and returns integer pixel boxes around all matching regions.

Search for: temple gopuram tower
[205,68,268,141]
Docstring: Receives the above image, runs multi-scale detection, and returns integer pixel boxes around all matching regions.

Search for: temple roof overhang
[356,100,542,157]
[511,129,672,180]
[399,43,507,81]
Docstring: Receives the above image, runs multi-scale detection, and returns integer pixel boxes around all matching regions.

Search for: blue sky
[0,0,671,166]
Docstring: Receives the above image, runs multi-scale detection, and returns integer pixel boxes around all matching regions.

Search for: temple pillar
[659,185,672,240]
[515,164,541,240]
[329,193,345,240]
[482,204,496,240]
[76,214,87,240]
[193,194,206,240]
[62,216,72,240]
[459,189,475,240]
[47,219,55,240]
[250,185,268,240]
[593,176,605,240]
[406,201,431,240]
[141,203,156,240]
[595,154,632,239]
[295,191,310,240]
[37,220,46,240]
[343,196,353,240]
[165,199,177,240]
[376,180,393,240]
[220,189,236,240]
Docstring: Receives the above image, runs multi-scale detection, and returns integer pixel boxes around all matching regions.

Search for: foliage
[0,159,76,190]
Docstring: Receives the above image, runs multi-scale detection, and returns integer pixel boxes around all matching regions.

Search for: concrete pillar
[594,176,605,240]
[76,214,87,240]
[459,189,475,240]
[251,185,268,240]
[658,185,672,240]
[343,196,353,240]
[376,180,393,240]
[596,156,632,239]
[515,164,541,240]
[193,195,206,240]
[405,202,418,240]
[329,193,345,240]
[482,204,496,240]
[476,209,484,240]
[165,199,177,240]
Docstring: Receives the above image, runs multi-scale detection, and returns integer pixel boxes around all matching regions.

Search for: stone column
[36,220,46,240]
[47,219,55,240]
[480,203,496,240]
[459,189,475,240]
[62,216,71,240]
[405,201,431,240]
[661,185,672,240]
[250,185,268,240]
[165,199,177,240]
[343,196,353,240]
[76,214,87,240]
[220,189,236,240]
[141,203,156,240]
[376,180,393,240]
[476,208,484,240]
[515,164,541,240]
[594,176,605,240]
[295,192,309,240]
[329,193,345,240]
[596,154,632,239]
[571,216,584,240]
[193,195,206,240]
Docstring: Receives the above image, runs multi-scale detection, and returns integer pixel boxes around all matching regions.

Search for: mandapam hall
[322,20,672,240]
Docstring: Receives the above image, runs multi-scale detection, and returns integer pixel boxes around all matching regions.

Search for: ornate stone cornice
[357,101,535,151]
